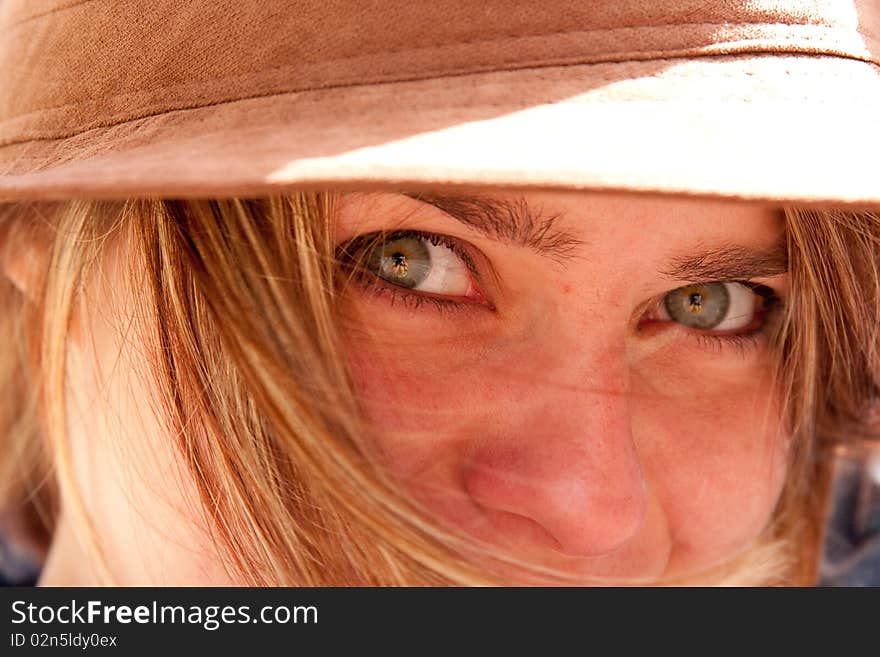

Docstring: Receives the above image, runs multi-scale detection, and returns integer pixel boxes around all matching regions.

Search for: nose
[462,388,646,558]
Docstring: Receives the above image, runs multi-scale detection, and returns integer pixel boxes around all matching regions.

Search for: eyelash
[336,230,783,351]
[363,284,475,316]
[336,229,485,316]
[687,319,774,355]
[660,282,780,356]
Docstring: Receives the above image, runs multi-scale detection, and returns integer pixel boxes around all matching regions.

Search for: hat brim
[1,53,879,206]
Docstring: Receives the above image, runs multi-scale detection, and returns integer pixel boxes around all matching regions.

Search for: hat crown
[1,1,880,205]
[0,0,877,147]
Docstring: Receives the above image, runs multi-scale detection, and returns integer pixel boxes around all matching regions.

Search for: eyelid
[641,280,780,327]
[335,228,497,307]
[339,229,480,275]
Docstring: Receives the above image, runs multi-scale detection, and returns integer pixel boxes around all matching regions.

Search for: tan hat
[0,0,878,205]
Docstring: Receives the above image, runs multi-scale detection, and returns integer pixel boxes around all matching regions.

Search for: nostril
[477,507,568,554]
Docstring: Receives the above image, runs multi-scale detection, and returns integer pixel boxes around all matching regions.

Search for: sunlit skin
[337,191,790,584]
[10,191,791,585]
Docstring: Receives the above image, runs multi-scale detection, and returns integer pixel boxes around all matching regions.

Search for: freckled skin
[33,190,790,585]
[339,190,790,584]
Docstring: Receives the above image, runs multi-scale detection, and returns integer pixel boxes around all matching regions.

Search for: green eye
[664,282,732,330]
[341,230,477,299]
[367,236,432,289]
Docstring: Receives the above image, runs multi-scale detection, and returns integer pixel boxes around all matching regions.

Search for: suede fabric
[0,0,878,203]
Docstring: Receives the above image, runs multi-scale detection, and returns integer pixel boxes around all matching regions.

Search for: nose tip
[545,484,646,557]
[463,441,647,558]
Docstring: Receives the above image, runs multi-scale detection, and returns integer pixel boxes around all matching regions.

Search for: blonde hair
[1,195,878,586]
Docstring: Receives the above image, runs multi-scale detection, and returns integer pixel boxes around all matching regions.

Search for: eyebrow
[403,192,583,261]
[402,192,788,280]
[662,242,789,281]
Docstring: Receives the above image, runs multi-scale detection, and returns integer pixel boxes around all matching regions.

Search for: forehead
[338,189,785,259]
[475,192,788,295]
[337,190,788,291]
[384,189,785,262]
[515,190,783,245]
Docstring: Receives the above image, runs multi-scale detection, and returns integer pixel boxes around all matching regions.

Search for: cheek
[632,370,788,571]
[62,253,238,585]
[346,334,501,480]
[344,303,789,581]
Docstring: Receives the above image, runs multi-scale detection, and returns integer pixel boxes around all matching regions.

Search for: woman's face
[38,190,791,585]
[335,190,790,583]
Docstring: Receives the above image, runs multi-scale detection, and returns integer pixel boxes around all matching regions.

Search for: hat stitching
[2,54,878,154]
[1,54,878,163]
[1,22,875,144]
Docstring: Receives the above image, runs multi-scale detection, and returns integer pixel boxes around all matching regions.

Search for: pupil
[663,282,730,330]
[390,252,408,276]
[367,235,432,289]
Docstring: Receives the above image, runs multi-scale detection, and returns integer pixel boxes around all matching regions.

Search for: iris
[367,236,432,289]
